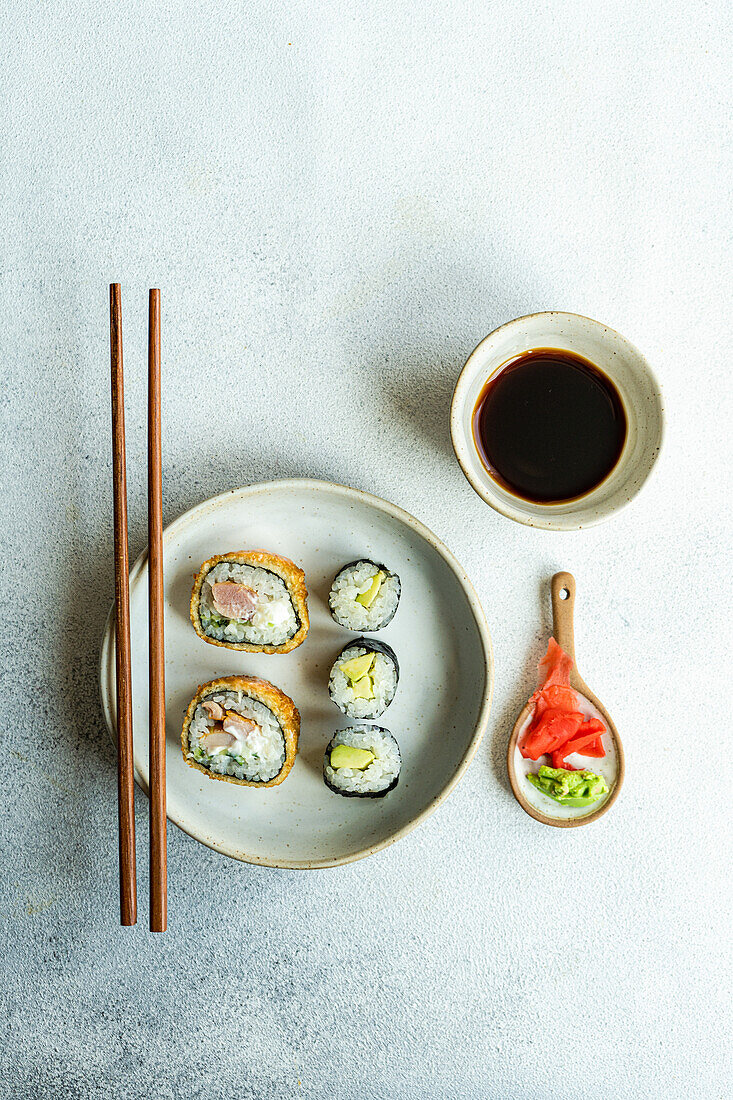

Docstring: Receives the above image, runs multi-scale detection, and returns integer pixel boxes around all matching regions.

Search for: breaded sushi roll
[323,726,402,797]
[181,675,299,787]
[328,559,401,632]
[328,638,399,720]
[190,550,309,653]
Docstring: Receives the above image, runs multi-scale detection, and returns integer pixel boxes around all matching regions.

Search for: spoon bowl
[507,572,625,827]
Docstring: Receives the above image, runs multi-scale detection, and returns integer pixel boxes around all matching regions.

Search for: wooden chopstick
[110,283,137,926]
[147,288,167,932]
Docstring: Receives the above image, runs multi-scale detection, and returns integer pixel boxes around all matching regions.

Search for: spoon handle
[551,572,577,663]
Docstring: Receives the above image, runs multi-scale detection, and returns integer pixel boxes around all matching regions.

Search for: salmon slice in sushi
[181,675,299,787]
[190,550,309,653]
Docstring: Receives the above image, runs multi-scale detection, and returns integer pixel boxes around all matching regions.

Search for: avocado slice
[350,674,374,700]
[339,653,375,681]
[330,745,375,770]
[355,571,386,608]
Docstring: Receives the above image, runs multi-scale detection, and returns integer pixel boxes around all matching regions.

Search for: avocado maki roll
[190,550,309,654]
[323,726,401,797]
[328,559,401,631]
[328,638,399,720]
[181,675,300,788]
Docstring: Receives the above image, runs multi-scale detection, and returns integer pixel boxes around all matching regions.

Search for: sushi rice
[323,726,402,797]
[190,550,309,654]
[329,560,401,631]
[199,562,297,646]
[328,639,399,719]
[187,690,286,783]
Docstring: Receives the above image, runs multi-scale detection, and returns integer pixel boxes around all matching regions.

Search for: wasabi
[526,765,608,807]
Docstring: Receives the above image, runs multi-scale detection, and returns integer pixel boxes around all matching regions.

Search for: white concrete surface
[1,2,731,1097]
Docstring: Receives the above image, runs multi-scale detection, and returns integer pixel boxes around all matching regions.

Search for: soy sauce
[473,349,627,504]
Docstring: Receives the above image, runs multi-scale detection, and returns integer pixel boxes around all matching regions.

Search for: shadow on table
[486,577,553,796]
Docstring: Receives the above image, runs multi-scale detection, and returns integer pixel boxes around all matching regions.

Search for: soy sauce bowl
[450,312,665,531]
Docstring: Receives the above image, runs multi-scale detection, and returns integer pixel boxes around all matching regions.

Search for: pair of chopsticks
[110,284,167,931]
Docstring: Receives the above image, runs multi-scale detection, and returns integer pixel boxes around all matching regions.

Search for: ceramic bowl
[450,312,664,530]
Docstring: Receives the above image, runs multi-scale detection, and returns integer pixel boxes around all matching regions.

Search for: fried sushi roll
[190,550,309,653]
[328,559,401,631]
[323,726,402,798]
[328,638,399,720]
[181,675,299,787]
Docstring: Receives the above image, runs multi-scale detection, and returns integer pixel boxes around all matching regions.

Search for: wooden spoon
[506,572,625,828]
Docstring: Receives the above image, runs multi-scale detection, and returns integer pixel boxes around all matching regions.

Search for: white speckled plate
[99,479,493,868]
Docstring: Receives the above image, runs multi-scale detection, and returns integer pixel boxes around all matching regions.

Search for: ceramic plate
[99,479,493,867]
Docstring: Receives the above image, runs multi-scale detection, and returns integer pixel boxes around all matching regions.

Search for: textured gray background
[1,1,731,1097]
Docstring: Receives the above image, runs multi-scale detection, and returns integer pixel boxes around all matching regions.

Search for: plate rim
[99,477,494,869]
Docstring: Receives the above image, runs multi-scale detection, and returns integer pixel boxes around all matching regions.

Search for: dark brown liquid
[473,349,627,503]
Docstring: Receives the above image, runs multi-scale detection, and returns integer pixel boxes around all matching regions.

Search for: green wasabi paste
[527,765,608,808]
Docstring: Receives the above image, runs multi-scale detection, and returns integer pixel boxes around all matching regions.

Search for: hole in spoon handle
[551,572,577,662]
